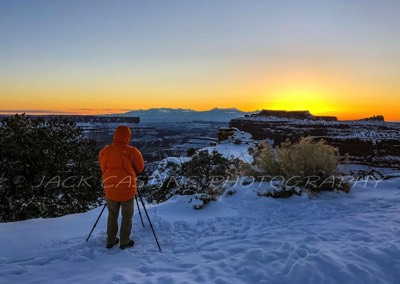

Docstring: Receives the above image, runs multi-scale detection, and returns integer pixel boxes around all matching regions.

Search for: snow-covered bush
[243,137,348,195]
[142,150,240,208]
[0,114,102,222]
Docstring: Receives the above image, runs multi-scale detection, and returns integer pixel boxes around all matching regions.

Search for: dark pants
[106,198,134,246]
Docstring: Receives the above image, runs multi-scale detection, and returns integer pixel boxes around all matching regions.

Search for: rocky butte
[229,110,400,167]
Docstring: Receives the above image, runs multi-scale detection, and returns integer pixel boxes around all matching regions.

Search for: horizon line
[0,108,398,122]
[0,107,253,115]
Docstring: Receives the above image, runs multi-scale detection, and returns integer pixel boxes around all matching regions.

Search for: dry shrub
[240,142,279,180]
[244,137,345,192]
[277,137,339,181]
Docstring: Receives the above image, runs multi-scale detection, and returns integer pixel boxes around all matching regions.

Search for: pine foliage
[0,114,103,222]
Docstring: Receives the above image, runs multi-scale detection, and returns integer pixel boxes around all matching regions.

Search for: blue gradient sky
[1,0,399,119]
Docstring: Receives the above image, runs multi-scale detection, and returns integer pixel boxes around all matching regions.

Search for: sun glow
[267,86,337,116]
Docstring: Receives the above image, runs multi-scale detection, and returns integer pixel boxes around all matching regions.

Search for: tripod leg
[137,189,162,252]
[86,203,107,242]
[135,196,145,227]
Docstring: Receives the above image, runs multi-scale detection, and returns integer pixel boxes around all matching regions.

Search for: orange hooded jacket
[98,126,144,201]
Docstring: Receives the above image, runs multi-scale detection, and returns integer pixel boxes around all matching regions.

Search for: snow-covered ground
[1,175,400,284]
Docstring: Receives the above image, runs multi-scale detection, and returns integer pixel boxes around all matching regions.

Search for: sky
[1,0,399,120]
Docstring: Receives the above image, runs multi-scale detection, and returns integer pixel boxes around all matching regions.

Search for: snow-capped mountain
[115,108,255,123]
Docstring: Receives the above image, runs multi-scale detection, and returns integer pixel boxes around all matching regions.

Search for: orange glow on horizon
[1,72,399,121]
[1,105,398,121]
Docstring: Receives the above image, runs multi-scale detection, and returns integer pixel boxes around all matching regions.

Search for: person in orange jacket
[99,125,144,249]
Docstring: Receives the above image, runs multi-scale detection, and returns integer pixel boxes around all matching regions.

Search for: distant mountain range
[114,108,255,123]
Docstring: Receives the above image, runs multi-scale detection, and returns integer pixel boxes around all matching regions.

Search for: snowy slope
[1,177,400,284]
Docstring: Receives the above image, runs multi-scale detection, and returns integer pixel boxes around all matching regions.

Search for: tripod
[86,190,162,252]
[86,203,107,242]
[136,188,162,252]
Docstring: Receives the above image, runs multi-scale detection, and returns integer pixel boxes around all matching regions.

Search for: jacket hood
[113,126,131,145]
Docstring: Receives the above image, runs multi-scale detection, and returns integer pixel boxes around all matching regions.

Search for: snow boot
[106,238,119,249]
[120,240,134,250]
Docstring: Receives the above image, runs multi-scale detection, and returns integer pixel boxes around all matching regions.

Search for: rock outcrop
[229,110,400,167]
